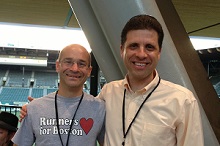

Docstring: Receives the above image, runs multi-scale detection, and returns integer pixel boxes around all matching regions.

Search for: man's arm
[19,96,34,122]
[176,98,204,146]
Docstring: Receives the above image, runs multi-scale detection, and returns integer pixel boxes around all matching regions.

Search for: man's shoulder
[27,92,55,106]
[84,92,104,103]
[103,79,124,88]
[83,92,105,110]
[160,79,195,98]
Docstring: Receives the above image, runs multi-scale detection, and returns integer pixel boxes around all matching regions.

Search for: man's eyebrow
[128,42,139,46]
[78,60,88,64]
[63,58,87,62]
[62,58,71,61]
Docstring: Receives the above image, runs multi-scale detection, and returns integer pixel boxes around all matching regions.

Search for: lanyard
[122,77,161,146]
[55,90,84,146]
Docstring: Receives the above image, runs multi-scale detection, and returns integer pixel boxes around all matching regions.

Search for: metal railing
[0,104,21,116]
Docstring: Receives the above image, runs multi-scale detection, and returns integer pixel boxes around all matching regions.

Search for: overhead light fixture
[0,23,91,52]
[190,36,220,50]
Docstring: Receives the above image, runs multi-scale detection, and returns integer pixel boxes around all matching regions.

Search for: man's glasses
[60,60,88,69]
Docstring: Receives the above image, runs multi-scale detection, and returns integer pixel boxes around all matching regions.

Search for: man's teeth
[66,74,79,78]
[135,63,146,66]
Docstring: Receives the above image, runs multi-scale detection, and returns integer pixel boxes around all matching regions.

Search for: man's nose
[70,62,79,70]
[136,48,148,58]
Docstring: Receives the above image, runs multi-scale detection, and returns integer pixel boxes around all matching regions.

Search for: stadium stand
[210,76,220,97]
[0,68,7,77]
[0,87,29,104]
[0,65,59,106]
[34,71,58,88]
[0,69,8,86]
[47,88,57,94]
[7,70,32,87]
[31,88,44,98]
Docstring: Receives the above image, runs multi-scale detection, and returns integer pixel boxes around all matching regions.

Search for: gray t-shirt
[12,92,105,146]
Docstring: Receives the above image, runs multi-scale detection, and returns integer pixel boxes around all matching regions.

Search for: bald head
[58,44,91,66]
[56,44,92,96]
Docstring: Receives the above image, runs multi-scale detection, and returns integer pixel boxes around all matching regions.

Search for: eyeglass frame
[59,59,90,69]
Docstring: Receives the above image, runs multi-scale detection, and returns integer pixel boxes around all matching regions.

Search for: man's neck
[127,72,155,92]
[58,86,83,98]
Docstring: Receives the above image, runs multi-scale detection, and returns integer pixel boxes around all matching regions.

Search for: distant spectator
[0,111,18,146]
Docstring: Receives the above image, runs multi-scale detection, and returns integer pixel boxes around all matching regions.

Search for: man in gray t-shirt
[12,44,105,146]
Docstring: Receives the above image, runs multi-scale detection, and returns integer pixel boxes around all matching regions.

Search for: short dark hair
[121,14,164,49]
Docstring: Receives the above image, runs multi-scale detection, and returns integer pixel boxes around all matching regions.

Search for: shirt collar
[123,70,160,94]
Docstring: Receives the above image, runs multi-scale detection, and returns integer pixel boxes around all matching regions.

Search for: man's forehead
[58,45,90,63]
[61,49,88,58]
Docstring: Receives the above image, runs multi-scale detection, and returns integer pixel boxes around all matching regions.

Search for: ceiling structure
[0,0,219,69]
[0,0,219,37]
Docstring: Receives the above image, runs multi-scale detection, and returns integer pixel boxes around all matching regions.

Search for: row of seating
[210,76,220,97]
[0,86,92,106]
[0,87,57,105]
[0,69,59,88]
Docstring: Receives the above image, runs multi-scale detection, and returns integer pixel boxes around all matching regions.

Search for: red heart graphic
[80,118,93,135]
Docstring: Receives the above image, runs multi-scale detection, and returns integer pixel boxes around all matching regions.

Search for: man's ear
[87,66,93,77]
[120,45,124,58]
[55,60,60,73]
[159,47,162,53]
